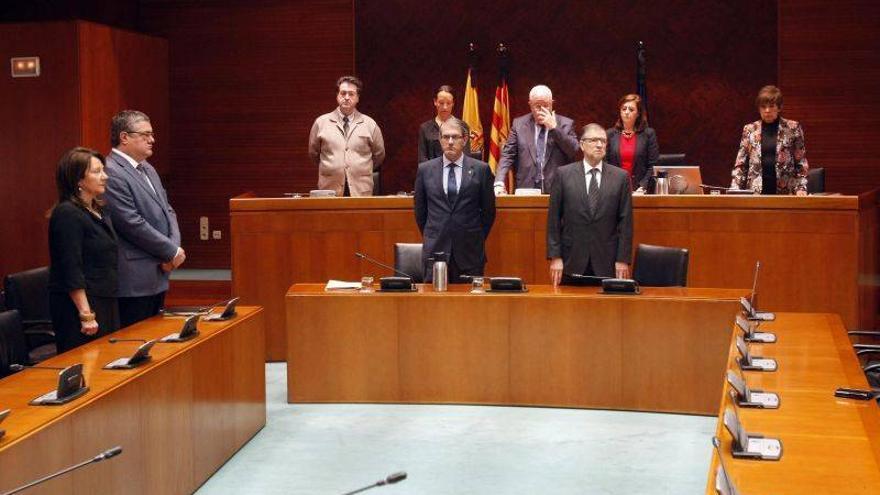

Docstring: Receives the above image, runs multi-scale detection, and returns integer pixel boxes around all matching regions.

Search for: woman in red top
[605,94,659,192]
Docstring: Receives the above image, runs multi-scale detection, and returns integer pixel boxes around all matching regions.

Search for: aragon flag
[487,51,510,174]
[462,66,484,159]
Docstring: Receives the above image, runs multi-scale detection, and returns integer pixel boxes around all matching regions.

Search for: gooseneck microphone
[355,252,413,279]
[340,471,407,495]
[109,338,147,343]
[8,363,67,372]
[0,446,123,495]
[712,436,736,495]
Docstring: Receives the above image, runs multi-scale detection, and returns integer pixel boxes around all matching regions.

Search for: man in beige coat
[308,76,385,196]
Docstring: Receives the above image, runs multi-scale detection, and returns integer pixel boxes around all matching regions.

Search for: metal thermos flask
[655,171,669,195]
[432,257,448,292]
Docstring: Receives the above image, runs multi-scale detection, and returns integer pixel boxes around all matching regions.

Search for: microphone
[0,446,123,495]
[8,363,67,372]
[340,471,407,495]
[712,436,737,495]
[109,338,147,343]
[355,252,413,279]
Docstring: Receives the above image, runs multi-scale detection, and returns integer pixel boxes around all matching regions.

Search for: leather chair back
[3,266,50,323]
[633,244,689,287]
[394,243,424,283]
[807,167,825,194]
[0,310,27,373]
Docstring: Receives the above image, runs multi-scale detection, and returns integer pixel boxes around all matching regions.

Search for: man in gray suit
[547,123,633,285]
[495,85,579,194]
[104,110,184,327]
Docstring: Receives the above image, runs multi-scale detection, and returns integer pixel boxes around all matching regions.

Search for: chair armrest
[865,363,880,373]
[21,319,53,326]
[856,349,880,357]
[854,344,880,351]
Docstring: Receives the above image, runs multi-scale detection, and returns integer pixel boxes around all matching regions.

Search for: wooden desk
[0,307,265,495]
[286,284,744,415]
[232,191,878,361]
[704,313,880,493]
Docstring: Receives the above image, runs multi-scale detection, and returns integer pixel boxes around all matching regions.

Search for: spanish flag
[488,69,510,174]
[462,67,484,158]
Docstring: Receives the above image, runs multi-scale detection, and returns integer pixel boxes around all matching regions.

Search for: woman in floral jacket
[731,85,809,196]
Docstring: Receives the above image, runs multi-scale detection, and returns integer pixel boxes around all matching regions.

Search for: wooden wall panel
[78,21,170,175]
[0,22,81,280]
[137,0,355,268]
[355,1,778,195]
[778,0,880,194]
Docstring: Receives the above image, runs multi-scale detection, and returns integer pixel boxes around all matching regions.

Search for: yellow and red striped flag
[462,67,484,159]
[488,70,510,173]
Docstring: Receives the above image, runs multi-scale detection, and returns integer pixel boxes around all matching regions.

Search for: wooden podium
[231,192,878,361]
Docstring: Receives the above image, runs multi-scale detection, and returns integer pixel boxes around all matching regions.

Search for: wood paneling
[704,313,880,493]
[355,1,777,195]
[287,284,743,414]
[779,0,880,194]
[232,193,878,360]
[0,21,168,281]
[0,307,265,495]
[137,0,355,268]
[0,22,80,280]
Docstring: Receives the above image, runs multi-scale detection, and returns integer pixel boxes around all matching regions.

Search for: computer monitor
[653,165,703,194]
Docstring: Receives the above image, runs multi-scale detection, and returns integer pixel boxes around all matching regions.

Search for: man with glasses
[414,118,496,282]
[309,75,385,196]
[495,85,579,195]
[547,123,633,285]
[104,110,184,327]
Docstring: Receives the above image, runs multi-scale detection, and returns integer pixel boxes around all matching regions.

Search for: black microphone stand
[1,446,122,495]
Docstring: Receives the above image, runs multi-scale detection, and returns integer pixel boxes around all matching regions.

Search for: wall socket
[212,230,222,240]
[199,216,209,240]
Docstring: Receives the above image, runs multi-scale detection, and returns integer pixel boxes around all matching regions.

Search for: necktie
[588,168,599,214]
[536,126,547,173]
[447,164,458,206]
[343,116,350,138]
[136,165,157,196]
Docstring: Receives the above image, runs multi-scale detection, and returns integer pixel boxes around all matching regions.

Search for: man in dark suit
[104,110,184,327]
[414,118,496,282]
[547,123,633,285]
[495,85,579,194]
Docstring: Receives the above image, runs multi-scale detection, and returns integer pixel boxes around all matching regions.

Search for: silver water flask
[432,260,448,292]
[655,177,669,195]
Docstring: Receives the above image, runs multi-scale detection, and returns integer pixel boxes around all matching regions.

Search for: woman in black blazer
[605,94,659,192]
[48,147,120,353]
[417,84,475,163]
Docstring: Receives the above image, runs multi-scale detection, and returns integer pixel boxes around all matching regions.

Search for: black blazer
[546,161,633,277]
[417,119,478,164]
[414,155,496,277]
[605,127,659,190]
[48,201,118,298]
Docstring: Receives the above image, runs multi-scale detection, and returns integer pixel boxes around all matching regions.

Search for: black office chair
[633,244,689,287]
[3,267,55,353]
[372,170,382,196]
[394,243,424,283]
[851,330,880,388]
[0,308,54,367]
[807,167,825,194]
[657,153,687,167]
[0,310,13,377]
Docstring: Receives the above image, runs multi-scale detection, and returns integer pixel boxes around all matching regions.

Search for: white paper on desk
[325,280,363,290]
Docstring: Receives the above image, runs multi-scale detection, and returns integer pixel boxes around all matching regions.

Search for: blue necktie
[447,164,458,206]
[536,126,547,173]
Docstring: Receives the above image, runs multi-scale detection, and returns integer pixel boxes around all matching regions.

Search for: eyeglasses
[125,130,155,139]
[440,134,464,142]
[580,137,607,145]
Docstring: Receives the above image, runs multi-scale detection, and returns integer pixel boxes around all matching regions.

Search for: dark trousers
[50,292,120,354]
[119,292,166,329]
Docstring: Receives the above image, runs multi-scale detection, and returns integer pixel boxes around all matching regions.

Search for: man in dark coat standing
[414,118,496,282]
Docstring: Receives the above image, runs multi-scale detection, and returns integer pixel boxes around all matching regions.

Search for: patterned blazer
[730,117,809,194]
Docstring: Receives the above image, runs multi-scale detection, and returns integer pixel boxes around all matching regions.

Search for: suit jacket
[731,117,809,194]
[48,201,118,298]
[546,161,633,277]
[605,127,659,190]
[104,151,181,297]
[309,108,385,196]
[414,155,496,279]
[496,113,579,192]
